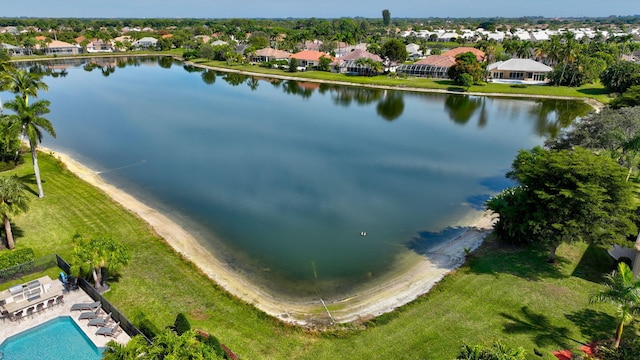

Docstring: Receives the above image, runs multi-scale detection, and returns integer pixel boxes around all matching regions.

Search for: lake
[13,57,591,300]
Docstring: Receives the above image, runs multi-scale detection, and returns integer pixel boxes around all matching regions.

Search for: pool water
[0,317,102,360]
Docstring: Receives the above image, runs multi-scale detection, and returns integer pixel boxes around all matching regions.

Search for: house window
[533,73,546,81]
[509,72,524,80]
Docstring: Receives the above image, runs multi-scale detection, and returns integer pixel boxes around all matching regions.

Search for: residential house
[396,55,456,78]
[86,39,114,53]
[406,43,422,60]
[37,39,82,55]
[331,49,383,75]
[251,47,291,63]
[211,40,228,46]
[1,43,25,56]
[487,58,553,84]
[132,37,158,49]
[441,47,485,62]
[290,50,332,69]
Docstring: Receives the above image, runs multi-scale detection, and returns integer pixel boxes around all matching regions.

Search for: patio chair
[26,306,36,318]
[36,302,45,313]
[78,305,101,320]
[1,310,9,323]
[87,312,111,327]
[55,295,64,306]
[70,301,100,312]
[45,298,56,310]
[95,322,120,337]
[11,309,24,323]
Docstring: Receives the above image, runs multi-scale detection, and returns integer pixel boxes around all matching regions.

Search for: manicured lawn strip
[190,59,612,103]
[2,153,626,359]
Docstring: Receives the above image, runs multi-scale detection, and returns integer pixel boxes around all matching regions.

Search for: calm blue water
[11,57,591,299]
[0,317,102,360]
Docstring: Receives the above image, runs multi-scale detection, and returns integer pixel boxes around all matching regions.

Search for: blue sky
[2,0,639,19]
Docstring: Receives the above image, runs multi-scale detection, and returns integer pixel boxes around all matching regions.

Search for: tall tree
[486,146,637,262]
[590,262,640,349]
[0,176,29,250]
[3,96,55,198]
[382,9,391,27]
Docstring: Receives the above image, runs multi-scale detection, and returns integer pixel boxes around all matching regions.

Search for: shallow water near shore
[13,57,591,301]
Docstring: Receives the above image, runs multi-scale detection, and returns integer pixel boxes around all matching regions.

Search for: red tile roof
[442,47,485,61]
[290,50,332,62]
[414,55,456,67]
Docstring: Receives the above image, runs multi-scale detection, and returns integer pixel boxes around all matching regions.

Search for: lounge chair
[87,312,112,327]
[95,322,120,337]
[78,305,101,320]
[70,301,100,312]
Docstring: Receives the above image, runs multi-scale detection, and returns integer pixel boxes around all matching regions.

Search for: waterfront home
[487,58,553,84]
[37,39,82,55]
[1,43,25,56]
[441,47,486,62]
[331,49,383,75]
[251,47,291,63]
[396,55,456,78]
[132,37,158,49]
[290,50,332,69]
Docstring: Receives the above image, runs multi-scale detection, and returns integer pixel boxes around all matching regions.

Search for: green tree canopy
[447,52,484,85]
[69,234,131,290]
[382,9,391,26]
[611,86,640,109]
[486,146,637,262]
[600,61,640,94]
[380,39,407,63]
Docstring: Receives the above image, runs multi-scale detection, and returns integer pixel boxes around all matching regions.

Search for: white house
[132,37,158,49]
[487,58,553,84]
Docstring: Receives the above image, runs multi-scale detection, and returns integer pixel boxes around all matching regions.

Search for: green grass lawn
[0,153,630,359]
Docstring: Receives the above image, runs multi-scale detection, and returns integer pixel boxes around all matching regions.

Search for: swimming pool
[0,316,103,360]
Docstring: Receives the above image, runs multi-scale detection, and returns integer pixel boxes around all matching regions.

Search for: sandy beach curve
[44,146,495,327]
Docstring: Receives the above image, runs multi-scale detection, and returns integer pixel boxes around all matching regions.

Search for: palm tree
[590,262,640,348]
[2,69,49,107]
[0,176,29,250]
[4,95,56,198]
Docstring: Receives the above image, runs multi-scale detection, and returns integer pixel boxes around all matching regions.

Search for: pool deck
[0,287,130,349]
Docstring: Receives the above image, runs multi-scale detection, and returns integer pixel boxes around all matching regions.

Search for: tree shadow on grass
[17,174,39,197]
[577,88,609,96]
[565,309,616,342]
[131,309,160,340]
[571,243,617,283]
[467,238,570,281]
[501,306,585,349]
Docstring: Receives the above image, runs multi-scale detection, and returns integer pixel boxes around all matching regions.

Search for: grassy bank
[188,58,612,104]
[0,153,628,359]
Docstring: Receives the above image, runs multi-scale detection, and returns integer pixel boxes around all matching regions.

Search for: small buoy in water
[360,231,367,236]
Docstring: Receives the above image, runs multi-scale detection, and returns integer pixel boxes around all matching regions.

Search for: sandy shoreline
[43,145,495,326]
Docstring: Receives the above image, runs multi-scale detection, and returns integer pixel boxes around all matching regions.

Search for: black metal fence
[55,254,153,344]
[0,254,57,284]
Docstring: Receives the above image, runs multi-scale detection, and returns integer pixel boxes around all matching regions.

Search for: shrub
[594,338,640,360]
[0,248,35,269]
